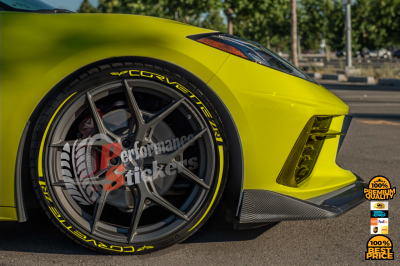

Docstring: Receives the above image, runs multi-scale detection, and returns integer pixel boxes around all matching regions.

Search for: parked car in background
[335,50,364,58]
[366,48,392,59]
[337,49,393,59]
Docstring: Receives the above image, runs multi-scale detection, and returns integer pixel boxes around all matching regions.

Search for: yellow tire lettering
[124,246,135,252]
[49,206,60,218]
[73,230,87,240]
[110,245,123,252]
[140,71,153,78]
[129,70,140,76]
[201,107,212,118]
[39,181,53,203]
[98,242,107,249]
[176,84,189,93]
[137,245,154,251]
[155,75,165,82]
[165,77,177,85]
[111,71,128,76]
[84,239,97,246]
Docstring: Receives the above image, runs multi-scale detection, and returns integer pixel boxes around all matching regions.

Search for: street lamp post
[344,0,352,68]
[342,0,358,76]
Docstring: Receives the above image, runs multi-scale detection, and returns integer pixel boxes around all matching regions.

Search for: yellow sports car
[0,0,366,254]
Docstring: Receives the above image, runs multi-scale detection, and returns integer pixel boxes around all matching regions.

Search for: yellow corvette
[0,0,366,254]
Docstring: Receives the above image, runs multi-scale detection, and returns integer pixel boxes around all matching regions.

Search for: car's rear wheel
[30,62,229,254]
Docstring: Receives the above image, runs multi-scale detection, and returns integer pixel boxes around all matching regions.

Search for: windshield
[0,0,55,11]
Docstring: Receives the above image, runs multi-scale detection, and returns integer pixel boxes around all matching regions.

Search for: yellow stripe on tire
[188,145,224,232]
[38,93,77,177]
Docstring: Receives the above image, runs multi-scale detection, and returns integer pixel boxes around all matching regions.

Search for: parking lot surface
[0,85,399,265]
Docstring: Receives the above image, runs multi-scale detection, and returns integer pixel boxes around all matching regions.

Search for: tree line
[78,0,400,54]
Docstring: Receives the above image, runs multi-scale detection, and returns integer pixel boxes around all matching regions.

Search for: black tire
[29,62,229,254]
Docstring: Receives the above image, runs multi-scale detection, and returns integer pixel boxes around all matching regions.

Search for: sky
[43,0,98,12]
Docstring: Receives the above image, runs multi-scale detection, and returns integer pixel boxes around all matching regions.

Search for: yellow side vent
[276,116,343,187]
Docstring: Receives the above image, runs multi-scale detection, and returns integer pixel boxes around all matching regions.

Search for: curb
[347,76,375,84]
[378,79,400,87]
[322,74,346,81]
[306,72,322,79]
[299,62,324,67]
[306,72,400,87]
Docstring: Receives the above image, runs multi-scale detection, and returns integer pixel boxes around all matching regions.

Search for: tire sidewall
[31,63,228,254]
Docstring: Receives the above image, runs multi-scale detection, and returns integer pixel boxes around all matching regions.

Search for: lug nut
[110,158,119,165]
[122,139,131,148]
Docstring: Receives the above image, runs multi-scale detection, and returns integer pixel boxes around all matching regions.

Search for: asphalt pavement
[0,83,399,265]
[322,81,400,116]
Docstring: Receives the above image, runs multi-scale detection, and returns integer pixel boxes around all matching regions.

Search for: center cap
[124,155,143,170]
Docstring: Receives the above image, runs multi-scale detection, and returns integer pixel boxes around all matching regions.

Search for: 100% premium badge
[365,235,394,260]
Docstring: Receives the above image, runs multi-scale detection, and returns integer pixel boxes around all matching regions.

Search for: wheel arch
[16,56,244,222]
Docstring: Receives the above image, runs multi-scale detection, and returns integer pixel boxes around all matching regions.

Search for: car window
[0,0,54,11]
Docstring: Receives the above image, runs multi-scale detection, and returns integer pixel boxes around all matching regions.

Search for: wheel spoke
[87,166,121,187]
[53,167,111,188]
[86,92,107,135]
[127,185,145,243]
[92,167,109,179]
[127,175,188,242]
[147,98,185,126]
[124,80,145,137]
[143,98,185,141]
[154,128,208,164]
[52,180,76,187]
[172,127,208,156]
[91,189,109,233]
[51,138,110,148]
[86,92,120,142]
[173,160,210,189]
[150,194,188,221]
[146,177,188,221]
[124,80,185,143]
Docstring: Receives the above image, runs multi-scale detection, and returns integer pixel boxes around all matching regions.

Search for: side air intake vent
[276,116,343,187]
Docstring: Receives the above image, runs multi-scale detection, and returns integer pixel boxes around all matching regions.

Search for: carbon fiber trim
[338,115,352,153]
[240,190,339,223]
[239,181,366,224]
